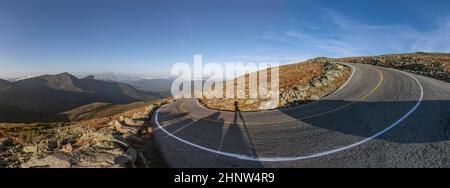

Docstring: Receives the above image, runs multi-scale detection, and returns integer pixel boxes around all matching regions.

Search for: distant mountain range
[124,78,174,97]
[72,72,173,82]
[0,73,168,123]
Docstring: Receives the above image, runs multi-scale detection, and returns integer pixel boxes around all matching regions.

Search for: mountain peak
[13,72,82,92]
[54,72,78,79]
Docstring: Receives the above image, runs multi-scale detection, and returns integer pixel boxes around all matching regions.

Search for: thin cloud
[255,9,450,57]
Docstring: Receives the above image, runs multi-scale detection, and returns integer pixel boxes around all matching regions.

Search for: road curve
[152,63,450,167]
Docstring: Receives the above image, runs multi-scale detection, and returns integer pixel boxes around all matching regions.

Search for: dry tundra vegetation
[200,61,351,111]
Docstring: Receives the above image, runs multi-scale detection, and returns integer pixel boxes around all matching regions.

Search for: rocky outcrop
[279,63,350,108]
[21,153,72,168]
[0,98,175,168]
[326,53,450,82]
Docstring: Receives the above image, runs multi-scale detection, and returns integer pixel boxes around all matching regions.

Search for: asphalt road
[152,63,450,168]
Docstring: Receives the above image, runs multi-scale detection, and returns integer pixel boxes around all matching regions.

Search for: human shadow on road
[155,104,263,167]
[219,102,259,159]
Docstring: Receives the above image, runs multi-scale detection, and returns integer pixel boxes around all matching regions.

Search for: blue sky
[1,0,450,78]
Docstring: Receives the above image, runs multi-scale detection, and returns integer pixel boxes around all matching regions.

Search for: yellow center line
[175,67,384,125]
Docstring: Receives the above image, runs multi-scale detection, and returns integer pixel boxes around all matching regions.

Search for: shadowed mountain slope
[0,73,165,122]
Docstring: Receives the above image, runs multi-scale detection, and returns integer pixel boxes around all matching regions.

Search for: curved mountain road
[152,63,450,167]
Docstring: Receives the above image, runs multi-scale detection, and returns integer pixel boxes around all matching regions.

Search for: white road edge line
[155,68,424,162]
[329,63,356,96]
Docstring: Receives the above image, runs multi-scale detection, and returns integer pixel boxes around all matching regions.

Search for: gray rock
[23,145,38,153]
[108,120,123,129]
[132,112,148,120]
[294,85,310,91]
[110,120,139,134]
[321,79,330,86]
[47,140,58,150]
[123,118,144,127]
[310,95,320,100]
[299,91,308,97]
[123,134,143,144]
[21,153,71,168]
[60,144,73,153]
[114,148,138,167]
[137,150,149,168]
[119,126,140,135]
[126,148,137,165]
[114,155,133,166]
[312,81,323,87]
[74,151,120,168]
[111,134,131,150]
[0,138,13,150]
[326,74,335,80]
[95,140,118,150]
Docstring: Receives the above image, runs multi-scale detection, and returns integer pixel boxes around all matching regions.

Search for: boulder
[47,140,58,150]
[312,80,323,87]
[126,148,137,165]
[108,120,123,129]
[114,148,137,167]
[140,126,154,135]
[0,137,13,147]
[118,126,139,135]
[60,144,73,153]
[21,153,71,168]
[95,135,130,150]
[114,155,132,166]
[110,136,131,150]
[23,145,38,154]
[123,134,143,144]
[95,140,118,150]
[298,85,311,91]
[137,150,149,168]
[321,78,330,86]
[109,120,138,134]
[332,71,342,77]
[132,112,148,120]
[145,105,156,113]
[300,91,308,96]
[123,118,144,127]
[310,95,320,100]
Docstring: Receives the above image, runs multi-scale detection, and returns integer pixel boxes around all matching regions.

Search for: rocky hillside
[200,61,351,111]
[0,73,165,123]
[329,52,450,82]
[0,98,174,168]
[279,62,350,108]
